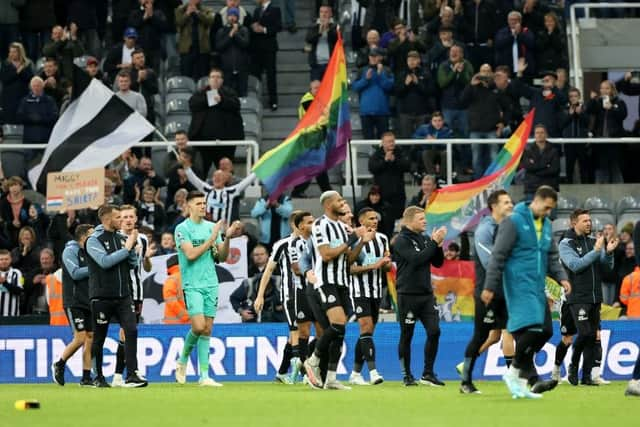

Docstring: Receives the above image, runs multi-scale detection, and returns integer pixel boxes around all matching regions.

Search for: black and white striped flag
[28,78,155,193]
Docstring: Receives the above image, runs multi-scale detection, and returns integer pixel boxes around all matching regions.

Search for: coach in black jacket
[85,205,146,388]
[558,209,617,385]
[392,206,446,387]
[250,0,282,110]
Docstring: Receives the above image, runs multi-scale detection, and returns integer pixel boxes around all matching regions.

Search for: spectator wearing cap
[216,7,251,97]
[461,0,497,71]
[176,0,215,81]
[461,64,509,178]
[42,25,85,81]
[394,50,437,138]
[85,56,106,82]
[387,18,426,75]
[519,124,560,200]
[427,25,460,74]
[412,111,453,179]
[128,0,169,72]
[304,4,338,81]
[17,76,58,161]
[514,65,565,137]
[215,0,252,28]
[352,47,394,140]
[356,29,384,69]
[355,185,393,237]
[495,11,536,80]
[104,27,140,84]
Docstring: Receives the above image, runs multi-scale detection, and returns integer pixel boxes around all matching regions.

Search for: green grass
[1,381,634,427]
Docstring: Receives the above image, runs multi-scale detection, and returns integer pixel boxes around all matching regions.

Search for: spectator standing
[354,185,394,237]
[10,226,40,294]
[412,111,453,179]
[586,80,627,184]
[67,0,100,57]
[620,262,640,318]
[359,0,399,36]
[427,26,459,74]
[394,50,437,138]
[520,124,560,200]
[520,0,548,35]
[494,11,536,79]
[23,248,57,315]
[250,194,293,250]
[136,186,165,236]
[305,4,338,81]
[129,49,159,127]
[42,24,84,81]
[536,12,566,73]
[461,66,508,178]
[216,0,252,28]
[163,130,204,178]
[0,0,24,60]
[155,0,182,64]
[128,0,168,71]
[176,0,215,81]
[352,48,394,140]
[17,77,58,162]
[368,132,411,222]
[1,42,34,125]
[493,65,522,134]
[462,0,497,71]
[561,88,592,184]
[425,5,464,44]
[112,0,139,47]
[38,58,67,108]
[387,19,426,75]
[250,0,282,110]
[0,249,23,318]
[115,71,148,119]
[104,27,140,85]
[123,156,166,204]
[19,0,56,64]
[281,0,297,33]
[356,29,382,69]
[216,7,250,97]
[159,232,177,255]
[515,64,564,137]
[188,68,244,173]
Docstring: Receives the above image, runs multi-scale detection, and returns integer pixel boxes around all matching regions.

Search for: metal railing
[569,3,640,90]
[344,137,640,195]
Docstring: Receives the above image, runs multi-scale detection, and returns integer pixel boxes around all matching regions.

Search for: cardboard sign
[46,168,104,212]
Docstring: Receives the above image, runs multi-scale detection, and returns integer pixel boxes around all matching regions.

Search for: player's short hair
[0,249,11,256]
[75,224,94,241]
[487,189,509,211]
[186,190,205,201]
[570,208,590,222]
[119,204,137,213]
[98,204,119,219]
[403,206,424,222]
[358,207,376,219]
[293,211,312,228]
[534,185,558,202]
[289,209,303,224]
[319,190,340,205]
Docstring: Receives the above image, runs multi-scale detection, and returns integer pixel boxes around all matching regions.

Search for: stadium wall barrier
[1,321,639,383]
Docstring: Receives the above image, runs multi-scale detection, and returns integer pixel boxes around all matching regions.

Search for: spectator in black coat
[0,0,22,60]
[515,63,564,137]
[129,49,159,126]
[387,18,426,75]
[19,0,56,63]
[425,5,464,46]
[305,4,338,81]
[426,25,460,74]
[22,247,56,315]
[536,11,566,73]
[520,0,548,35]
[42,24,85,80]
[17,76,59,161]
[494,11,536,79]
[188,68,244,174]
[216,7,251,97]
[356,29,383,70]
[561,87,592,184]
[67,0,100,56]
[136,185,165,237]
[111,0,139,47]
[1,43,34,125]
[38,58,67,108]
[123,156,166,204]
[493,65,523,133]
[103,27,140,84]
[394,50,437,138]
[519,124,560,199]
[368,131,411,221]
[250,0,282,110]
[462,0,497,71]
[128,0,168,71]
[586,80,628,184]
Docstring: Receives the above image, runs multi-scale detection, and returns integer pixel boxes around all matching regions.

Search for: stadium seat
[243,121,262,141]
[583,196,613,212]
[240,97,262,115]
[0,151,26,179]
[151,146,171,179]
[247,75,262,95]
[164,120,190,138]
[73,55,90,68]
[197,76,208,91]
[552,216,571,236]
[241,112,260,128]
[590,212,616,229]
[165,92,192,104]
[166,98,190,114]
[165,76,196,94]
[616,196,640,215]
[557,194,579,210]
[617,213,640,232]
[2,124,23,139]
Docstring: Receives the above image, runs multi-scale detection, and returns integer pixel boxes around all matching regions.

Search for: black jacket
[514,79,566,137]
[305,22,338,67]
[127,7,168,56]
[216,24,251,73]
[103,43,139,83]
[462,0,497,45]
[42,38,85,80]
[61,240,90,309]
[188,85,244,141]
[520,142,560,194]
[20,0,56,32]
[392,226,444,295]
[387,38,426,74]
[496,81,524,130]
[394,66,437,115]
[561,105,590,138]
[368,146,411,201]
[130,66,159,123]
[560,228,612,305]
[461,82,507,132]
[85,225,137,300]
[251,3,282,52]
[229,273,284,323]
[587,96,628,138]
[536,28,567,72]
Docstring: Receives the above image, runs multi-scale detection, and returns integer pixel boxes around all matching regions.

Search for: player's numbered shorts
[351,296,381,324]
[316,283,350,314]
[66,307,93,333]
[184,286,219,318]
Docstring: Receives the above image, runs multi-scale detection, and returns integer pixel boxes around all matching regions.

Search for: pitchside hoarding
[1,322,638,383]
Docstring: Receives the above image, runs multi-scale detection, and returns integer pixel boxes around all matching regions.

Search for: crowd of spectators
[0,1,640,321]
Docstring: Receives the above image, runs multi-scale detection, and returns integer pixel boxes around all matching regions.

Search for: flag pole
[347,138,357,209]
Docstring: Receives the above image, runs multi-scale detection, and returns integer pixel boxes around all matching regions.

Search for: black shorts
[66,307,93,333]
[306,284,329,330]
[474,295,508,330]
[91,297,137,331]
[397,293,440,336]
[295,286,314,323]
[560,301,576,336]
[134,300,143,323]
[315,283,350,314]
[351,296,381,324]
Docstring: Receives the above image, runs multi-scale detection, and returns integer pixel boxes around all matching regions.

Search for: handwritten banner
[46,168,105,212]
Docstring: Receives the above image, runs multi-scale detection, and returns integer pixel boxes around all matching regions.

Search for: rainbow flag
[431,260,476,321]
[425,110,534,240]
[252,33,351,200]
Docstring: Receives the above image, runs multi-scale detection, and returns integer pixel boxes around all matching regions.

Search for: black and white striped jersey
[270,236,296,301]
[0,268,23,317]
[290,235,308,289]
[351,232,389,299]
[312,215,350,289]
[121,232,148,301]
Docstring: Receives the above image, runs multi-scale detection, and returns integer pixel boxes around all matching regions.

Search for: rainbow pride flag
[425,110,534,240]
[432,260,476,321]
[252,33,351,200]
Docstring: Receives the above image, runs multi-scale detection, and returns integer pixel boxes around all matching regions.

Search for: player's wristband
[347,233,359,247]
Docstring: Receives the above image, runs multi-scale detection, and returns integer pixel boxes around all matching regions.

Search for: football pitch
[1,381,633,427]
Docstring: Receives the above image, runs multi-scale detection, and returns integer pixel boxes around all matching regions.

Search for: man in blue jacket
[482,186,571,399]
[352,47,394,139]
[16,76,58,161]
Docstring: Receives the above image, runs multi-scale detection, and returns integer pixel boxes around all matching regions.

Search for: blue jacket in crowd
[250,196,293,245]
[351,66,394,116]
[412,123,453,150]
[16,92,58,143]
